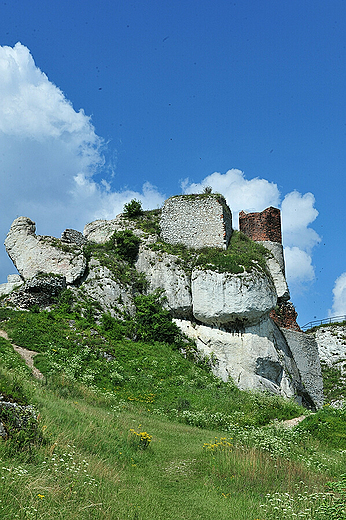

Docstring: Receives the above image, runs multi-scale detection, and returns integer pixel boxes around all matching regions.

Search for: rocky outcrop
[0,274,23,296]
[313,325,346,371]
[262,242,290,301]
[281,329,324,409]
[5,217,87,284]
[191,268,277,327]
[175,317,320,407]
[83,218,122,244]
[78,258,134,318]
[136,248,192,319]
[2,198,323,409]
[3,274,67,310]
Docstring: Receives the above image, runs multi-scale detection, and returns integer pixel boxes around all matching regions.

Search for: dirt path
[276,415,306,428]
[0,330,45,380]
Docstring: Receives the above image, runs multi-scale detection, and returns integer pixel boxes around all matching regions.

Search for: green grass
[0,308,304,429]
[149,230,270,275]
[1,306,346,518]
[0,368,345,520]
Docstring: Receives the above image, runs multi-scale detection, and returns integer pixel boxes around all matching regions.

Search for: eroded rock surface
[79,258,134,317]
[314,325,346,371]
[175,317,323,409]
[3,274,67,310]
[0,274,23,296]
[5,217,86,283]
[191,268,277,326]
[136,248,192,318]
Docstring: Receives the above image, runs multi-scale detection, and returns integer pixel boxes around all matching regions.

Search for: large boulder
[191,268,277,327]
[5,217,87,284]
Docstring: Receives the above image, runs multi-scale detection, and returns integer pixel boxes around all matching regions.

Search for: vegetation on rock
[149,230,270,275]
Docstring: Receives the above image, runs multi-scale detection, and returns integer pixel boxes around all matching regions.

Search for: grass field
[1,307,346,519]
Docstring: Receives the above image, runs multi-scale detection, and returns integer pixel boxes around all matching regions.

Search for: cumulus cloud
[281,191,320,252]
[330,273,346,316]
[182,170,320,288]
[0,43,165,282]
[0,42,320,292]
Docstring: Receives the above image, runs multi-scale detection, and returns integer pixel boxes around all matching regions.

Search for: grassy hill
[1,301,346,519]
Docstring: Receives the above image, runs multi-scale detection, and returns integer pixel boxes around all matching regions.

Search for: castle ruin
[160,194,233,250]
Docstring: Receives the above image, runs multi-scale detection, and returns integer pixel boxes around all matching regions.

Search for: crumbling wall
[160,195,232,250]
[239,207,282,243]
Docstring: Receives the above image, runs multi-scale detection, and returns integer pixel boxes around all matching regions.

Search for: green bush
[297,406,346,448]
[123,199,144,218]
[133,290,181,344]
[112,229,140,265]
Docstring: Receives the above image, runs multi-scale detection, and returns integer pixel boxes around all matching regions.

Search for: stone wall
[160,195,232,250]
[239,207,282,243]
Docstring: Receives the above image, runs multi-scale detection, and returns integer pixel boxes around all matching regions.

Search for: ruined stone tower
[160,194,233,250]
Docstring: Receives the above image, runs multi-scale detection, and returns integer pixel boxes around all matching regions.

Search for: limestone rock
[0,274,23,297]
[5,217,87,284]
[313,325,346,371]
[83,218,122,244]
[79,258,134,317]
[4,274,67,310]
[191,268,277,326]
[175,318,290,394]
[175,317,322,409]
[264,253,290,301]
[61,229,88,246]
[281,328,324,410]
[136,247,192,318]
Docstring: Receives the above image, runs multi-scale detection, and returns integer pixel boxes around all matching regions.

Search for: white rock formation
[313,325,346,371]
[78,258,134,317]
[136,248,192,318]
[83,218,121,244]
[191,268,277,326]
[175,317,323,408]
[259,241,290,301]
[5,217,86,284]
[0,274,23,296]
[176,318,299,398]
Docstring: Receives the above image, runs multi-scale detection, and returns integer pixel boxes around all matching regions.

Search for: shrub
[112,230,141,265]
[123,199,143,218]
[133,290,181,344]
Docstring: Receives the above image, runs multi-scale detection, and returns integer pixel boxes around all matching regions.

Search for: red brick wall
[270,302,301,331]
[239,207,282,243]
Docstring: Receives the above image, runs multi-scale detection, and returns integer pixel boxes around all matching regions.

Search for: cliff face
[1,195,323,409]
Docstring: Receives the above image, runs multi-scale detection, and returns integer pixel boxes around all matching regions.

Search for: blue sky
[0,0,345,327]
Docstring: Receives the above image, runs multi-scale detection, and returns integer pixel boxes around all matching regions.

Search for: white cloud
[330,272,346,316]
[284,246,315,286]
[182,170,320,288]
[281,191,320,253]
[0,42,320,293]
[0,43,165,282]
